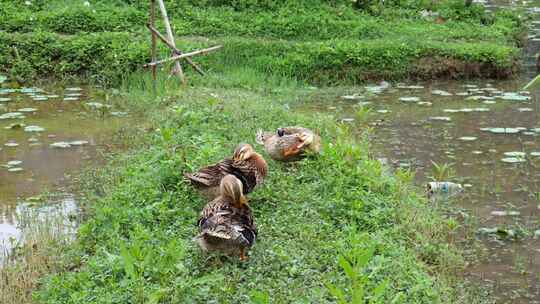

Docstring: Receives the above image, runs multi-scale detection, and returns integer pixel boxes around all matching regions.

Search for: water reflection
[298,79,539,302]
[0,83,126,257]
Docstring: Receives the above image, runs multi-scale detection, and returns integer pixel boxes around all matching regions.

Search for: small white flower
[24,0,31,5]
[84,1,90,6]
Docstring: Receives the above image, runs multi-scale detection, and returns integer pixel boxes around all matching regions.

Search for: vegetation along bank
[0,0,526,85]
[0,0,528,303]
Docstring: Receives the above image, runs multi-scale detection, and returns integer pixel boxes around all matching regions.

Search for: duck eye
[277,129,285,137]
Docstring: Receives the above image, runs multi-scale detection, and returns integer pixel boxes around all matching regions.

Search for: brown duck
[185,143,268,199]
[194,174,257,261]
[256,126,321,161]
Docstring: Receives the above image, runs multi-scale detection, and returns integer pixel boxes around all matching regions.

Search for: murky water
[0,82,127,256]
[300,80,539,303]
[297,2,540,302]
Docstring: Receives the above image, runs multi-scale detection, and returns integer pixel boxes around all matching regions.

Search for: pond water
[299,82,539,303]
[297,1,540,302]
[0,81,127,257]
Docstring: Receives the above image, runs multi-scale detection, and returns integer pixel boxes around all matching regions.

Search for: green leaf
[119,243,136,280]
[356,245,375,268]
[338,255,356,281]
[324,281,347,304]
[250,290,270,304]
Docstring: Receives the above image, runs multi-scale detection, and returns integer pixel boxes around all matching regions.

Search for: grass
[0,0,520,302]
[0,70,480,303]
[0,200,76,304]
[0,0,526,84]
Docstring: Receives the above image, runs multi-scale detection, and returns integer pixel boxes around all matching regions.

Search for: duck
[194,174,257,261]
[185,143,268,199]
[256,126,321,161]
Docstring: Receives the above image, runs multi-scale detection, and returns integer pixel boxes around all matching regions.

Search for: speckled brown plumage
[185,143,267,199]
[256,126,321,161]
[194,175,256,260]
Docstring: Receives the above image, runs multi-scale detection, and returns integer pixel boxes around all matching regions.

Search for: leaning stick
[150,0,157,91]
[156,0,185,83]
[144,46,222,67]
[146,24,205,76]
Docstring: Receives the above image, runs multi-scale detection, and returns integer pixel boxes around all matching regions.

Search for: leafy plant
[325,236,390,304]
[429,161,456,181]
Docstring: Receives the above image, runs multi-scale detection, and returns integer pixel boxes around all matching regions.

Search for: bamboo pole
[150,0,157,92]
[146,24,206,76]
[156,0,185,84]
[144,46,222,67]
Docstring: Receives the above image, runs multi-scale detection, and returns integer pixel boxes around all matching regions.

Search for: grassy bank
[0,0,525,84]
[4,72,478,303]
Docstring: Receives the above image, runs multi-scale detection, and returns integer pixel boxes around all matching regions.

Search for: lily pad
[376,109,390,114]
[18,108,37,113]
[481,127,522,134]
[417,101,432,106]
[65,93,82,97]
[24,125,45,132]
[4,142,19,147]
[7,160,22,167]
[111,111,129,117]
[20,87,40,94]
[397,85,424,89]
[365,82,389,93]
[459,136,477,141]
[518,108,533,112]
[530,152,540,156]
[429,116,452,122]
[63,97,79,101]
[491,210,520,216]
[65,87,83,91]
[399,97,420,102]
[0,97,11,102]
[498,92,531,101]
[85,102,111,109]
[7,167,23,172]
[482,100,496,104]
[32,96,48,101]
[431,90,452,96]
[501,157,526,163]
[341,95,362,100]
[477,227,517,238]
[0,112,25,120]
[4,123,26,130]
[50,142,71,148]
[504,151,526,157]
[69,140,89,146]
[466,96,494,101]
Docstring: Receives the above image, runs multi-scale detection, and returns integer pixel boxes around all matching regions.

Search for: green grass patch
[0,0,526,84]
[0,31,520,85]
[32,73,472,303]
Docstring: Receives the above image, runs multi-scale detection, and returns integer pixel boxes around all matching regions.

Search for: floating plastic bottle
[427,182,463,199]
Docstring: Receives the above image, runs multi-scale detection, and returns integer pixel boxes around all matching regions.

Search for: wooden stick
[150,0,157,92]
[144,46,222,67]
[156,0,185,83]
[146,24,205,76]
